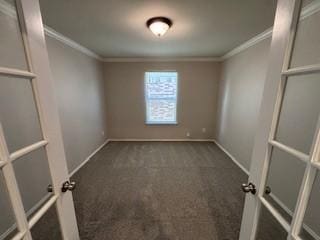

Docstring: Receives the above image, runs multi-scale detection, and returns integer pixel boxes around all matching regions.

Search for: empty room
[0,0,320,239]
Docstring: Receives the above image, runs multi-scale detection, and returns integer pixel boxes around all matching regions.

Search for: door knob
[265,186,271,195]
[61,181,76,192]
[242,182,256,195]
[47,184,53,193]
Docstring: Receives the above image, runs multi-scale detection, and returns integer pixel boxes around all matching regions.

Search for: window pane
[0,0,28,70]
[0,171,18,239]
[275,74,320,154]
[145,72,178,124]
[12,147,53,214]
[255,205,288,240]
[0,76,43,153]
[263,147,306,224]
[290,1,320,68]
[299,171,320,240]
[31,204,63,240]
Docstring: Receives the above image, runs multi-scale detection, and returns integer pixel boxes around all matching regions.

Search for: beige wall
[46,37,107,173]
[104,61,220,139]
[216,38,271,170]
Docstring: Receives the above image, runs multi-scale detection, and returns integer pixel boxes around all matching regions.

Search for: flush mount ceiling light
[146,17,172,37]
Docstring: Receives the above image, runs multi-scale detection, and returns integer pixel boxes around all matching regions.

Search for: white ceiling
[39,0,277,58]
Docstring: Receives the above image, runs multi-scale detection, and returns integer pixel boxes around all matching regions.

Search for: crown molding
[103,57,222,62]
[0,0,16,18]
[0,0,220,63]
[301,0,320,20]
[44,26,102,60]
[1,0,320,63]
[0,0,102,61]
[220,28,273,61]
[221,0,320,60]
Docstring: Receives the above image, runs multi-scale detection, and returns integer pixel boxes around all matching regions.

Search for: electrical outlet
[202,128,206,133]
[186,132,190,137]
[101,131,105,136]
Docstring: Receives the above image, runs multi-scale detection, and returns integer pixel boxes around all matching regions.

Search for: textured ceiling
[39,0,277,58]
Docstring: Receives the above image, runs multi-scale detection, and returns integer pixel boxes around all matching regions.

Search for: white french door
[239,0,320,239]
[0,0,79,239]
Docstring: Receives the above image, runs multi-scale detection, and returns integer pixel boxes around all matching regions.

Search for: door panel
[301,0,316,8]
[0,76,43,153]
[290,7,320,68]
[0,0,79,239]
[298,172,320,240]
[12,147,52,213]
[255,205,288,240]
[239,0,320,239]
[0,171,17,239]
[275,73,320,154]
[0,1,28,70]
[30,204,63,240]
[264,147,306,223]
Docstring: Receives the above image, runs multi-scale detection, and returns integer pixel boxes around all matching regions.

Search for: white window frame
[144,71,179,125]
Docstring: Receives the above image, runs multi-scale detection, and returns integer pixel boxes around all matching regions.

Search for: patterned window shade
[145,72,178,124]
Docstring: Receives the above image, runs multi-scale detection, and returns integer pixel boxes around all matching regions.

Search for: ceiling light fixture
[146,17,172,37]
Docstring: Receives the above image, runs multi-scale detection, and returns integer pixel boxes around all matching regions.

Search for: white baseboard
[69,139,110,177]
[109,138,214,142]
[212,139,250,175]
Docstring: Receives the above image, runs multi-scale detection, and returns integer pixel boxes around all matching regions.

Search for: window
[145,71,178,124]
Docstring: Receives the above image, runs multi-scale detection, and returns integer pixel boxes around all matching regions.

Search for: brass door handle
[241,182,256,195]
[61,181,76,192]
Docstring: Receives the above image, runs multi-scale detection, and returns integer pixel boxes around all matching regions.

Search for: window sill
[145,122,178,126]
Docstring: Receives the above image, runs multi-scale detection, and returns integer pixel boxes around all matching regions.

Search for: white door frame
[0,0,79,239]
[239,0,320,239]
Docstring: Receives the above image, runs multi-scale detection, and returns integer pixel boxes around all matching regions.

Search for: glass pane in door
[255,205,288,240]
[299,171,320,240]
[12,147,53,216]
[0,170,18,239]
[263,147,306,223]
[0,76,43,153]
[0,0,28,70]
[30,204,63,240]
[275,74,320,154]
[301,0,316,8]
[290,2,320,68]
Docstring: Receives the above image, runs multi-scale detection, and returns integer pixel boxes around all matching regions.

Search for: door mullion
[0,124,32,240]
[17,0,80,238]
[9,140,48,162]
[281,0,319,237]
[268,75,287,141]
[0,67,35,78]
[251,67,290,240]
[239,0,299,238]
[281,0,302,72]
[282,63,320,76]
[289,165,317,240]
[288,117,320,239]
[269,140,309,162]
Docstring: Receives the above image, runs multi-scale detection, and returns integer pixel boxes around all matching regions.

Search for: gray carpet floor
[31,141,287,239]
[73,141,248,240]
